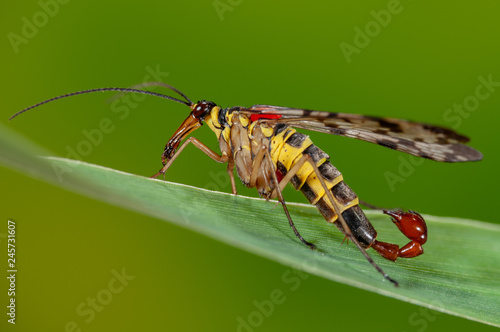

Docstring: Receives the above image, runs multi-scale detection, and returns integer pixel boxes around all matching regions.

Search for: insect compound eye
[192,100,216,119]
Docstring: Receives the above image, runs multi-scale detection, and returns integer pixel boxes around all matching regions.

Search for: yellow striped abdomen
[270,125,377,247]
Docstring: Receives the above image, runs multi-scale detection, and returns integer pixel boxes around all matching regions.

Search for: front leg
[151,137,231,182]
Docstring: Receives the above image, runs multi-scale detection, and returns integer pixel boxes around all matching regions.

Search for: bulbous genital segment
[383,210,428,245]
[371,210,428,261]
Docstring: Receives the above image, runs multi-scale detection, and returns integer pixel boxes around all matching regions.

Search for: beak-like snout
[161,113,202,164]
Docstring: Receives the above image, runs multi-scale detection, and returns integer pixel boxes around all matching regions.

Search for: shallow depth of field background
[1,1,499,331]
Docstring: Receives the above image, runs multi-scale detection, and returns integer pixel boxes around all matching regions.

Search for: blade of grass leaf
[1,123,499,327]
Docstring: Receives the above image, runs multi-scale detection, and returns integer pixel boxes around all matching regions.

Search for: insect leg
[151,137,230,179]
[274,154,398,286]
[258,147,315,249]
[249,145,266,188]
[358,200,383,210]
[227,158,237,195]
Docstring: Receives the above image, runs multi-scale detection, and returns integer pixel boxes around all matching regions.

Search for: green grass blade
[1,123,499,327]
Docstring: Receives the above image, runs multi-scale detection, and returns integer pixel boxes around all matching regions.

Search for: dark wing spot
[437,136,450,144]
[326,112,340,118]
[367,117,404,133]
[330,128,347,136]
[374,128,389,135]
[301,109,313,117]
[423,124,470,143]
[419,152,433,160]
[377,139,398,150]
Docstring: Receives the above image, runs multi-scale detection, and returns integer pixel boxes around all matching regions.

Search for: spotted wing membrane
[242,105,482,162]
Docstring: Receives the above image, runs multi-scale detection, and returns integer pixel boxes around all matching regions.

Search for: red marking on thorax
[250,114,282,122]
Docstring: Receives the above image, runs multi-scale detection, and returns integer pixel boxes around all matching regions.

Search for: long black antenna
[105,82,193,105]
[135,82,193,105]
[9,87,192,121]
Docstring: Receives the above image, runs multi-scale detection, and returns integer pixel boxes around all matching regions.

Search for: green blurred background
[1,0,499,331]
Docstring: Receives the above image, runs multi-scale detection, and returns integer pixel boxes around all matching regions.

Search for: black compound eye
[192,100,216,118]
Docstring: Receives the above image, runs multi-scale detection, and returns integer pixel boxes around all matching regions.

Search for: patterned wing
[242,105,482,162]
